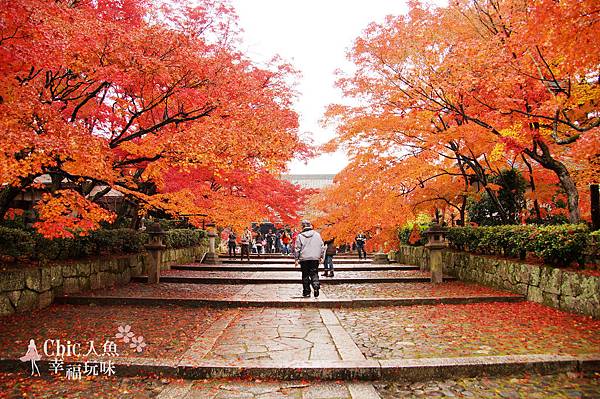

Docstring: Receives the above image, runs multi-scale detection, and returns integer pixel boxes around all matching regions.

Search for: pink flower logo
[115,325,134,343]
[130,336,146,353]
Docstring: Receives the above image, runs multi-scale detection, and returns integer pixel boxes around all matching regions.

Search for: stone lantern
[423,223,447,283]
[202,222,221,264]
[144,222,166,283]
[372,227,389,264]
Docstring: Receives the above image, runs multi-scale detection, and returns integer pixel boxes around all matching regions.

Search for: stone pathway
[159,379,380,399]
[200,309,341,365]
[1,253,599,398]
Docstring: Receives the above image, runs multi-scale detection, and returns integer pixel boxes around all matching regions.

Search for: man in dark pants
[227,230,237,258]
[294,220,325,298]
[355,232,367,260]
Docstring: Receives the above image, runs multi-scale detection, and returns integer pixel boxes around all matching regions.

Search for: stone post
[372,227,389,264]
[144,222,166,284]
[372,252,389,264]
[203,230,221,264]
[423,223,448,284]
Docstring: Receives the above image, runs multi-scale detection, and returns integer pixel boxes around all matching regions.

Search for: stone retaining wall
[394,245,600,319]
[0,243,207,316]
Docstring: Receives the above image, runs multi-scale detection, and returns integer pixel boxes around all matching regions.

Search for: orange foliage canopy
[317,0,599,243]
[0,0,310,236]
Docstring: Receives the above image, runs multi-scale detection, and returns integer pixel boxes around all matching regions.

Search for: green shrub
[0,226,35,259]
[164,229,206,248]
[397,225,428,246]
[527,224,589,267]
[444,224,590,267]
[0,226,205,261]
[447,226,483,251]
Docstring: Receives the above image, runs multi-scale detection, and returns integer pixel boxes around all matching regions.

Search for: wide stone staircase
[2,251,598,398]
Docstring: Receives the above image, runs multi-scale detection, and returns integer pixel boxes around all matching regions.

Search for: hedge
[398,225,428,246]
[445,224,590,267]
[0,227,206,261]
[398,224,591,267]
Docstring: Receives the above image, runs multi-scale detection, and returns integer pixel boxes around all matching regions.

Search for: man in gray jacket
[294,220,325,297]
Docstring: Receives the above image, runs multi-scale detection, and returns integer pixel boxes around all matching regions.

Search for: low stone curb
[130,276,456,284]
[221,259,373,265]
[172,265,420,272]
[2,354,597,381]
[55,294,524,308]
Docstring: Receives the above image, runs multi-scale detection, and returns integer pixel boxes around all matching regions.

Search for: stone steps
[220,259,374,264]
[2,354,597,382]
[131,275,456,284]
[56,294,524,308]
[172,264,419,272]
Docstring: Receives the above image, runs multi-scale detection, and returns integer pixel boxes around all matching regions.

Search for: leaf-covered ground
[336,302,600,359]
[0,304,224,360]
[376,371,600,399]
[75,283,242,299]
[325,281,519,299]
[70,281,517,301]
[0,371,167,399]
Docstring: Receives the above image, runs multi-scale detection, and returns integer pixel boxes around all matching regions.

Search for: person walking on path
[240,227,252,261]
[322,237,336,277]
[275,230,282,253]
[294,220,325,298]
[227,229,237,258]
[255,232,264,255]
[265,229,275,253]
[355,232,367,260]
[281,231,291,255]
[290,228,299,254]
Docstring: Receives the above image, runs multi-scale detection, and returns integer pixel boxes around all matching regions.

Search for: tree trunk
[591,184,599,231]
[459,195,467,226]
[522,155,542,222]
[524,140,580,223]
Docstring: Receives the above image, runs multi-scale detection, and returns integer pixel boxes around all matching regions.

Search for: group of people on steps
[228,228,295,258]
[226,221,368,298]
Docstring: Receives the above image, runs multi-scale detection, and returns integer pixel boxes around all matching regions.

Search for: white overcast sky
[228,0,422,175]
[230,0,407,174]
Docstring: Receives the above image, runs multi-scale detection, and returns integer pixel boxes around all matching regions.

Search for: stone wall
[0,243,207,317]
[394,245,600,319]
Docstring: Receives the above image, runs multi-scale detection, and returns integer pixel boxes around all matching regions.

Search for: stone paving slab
[199,309,343,365]
[157,379,381,399]
[335,302,600,360]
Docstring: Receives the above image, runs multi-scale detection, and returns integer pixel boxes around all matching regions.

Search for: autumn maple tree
[318,0,599,242]
[0,0,309,237]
